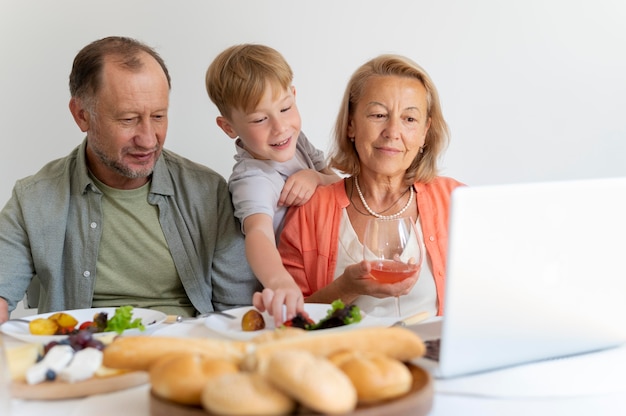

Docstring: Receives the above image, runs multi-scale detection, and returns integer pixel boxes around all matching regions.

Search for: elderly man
[0,36,260,322]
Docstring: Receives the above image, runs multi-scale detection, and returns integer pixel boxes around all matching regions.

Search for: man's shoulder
[14,149,79,192]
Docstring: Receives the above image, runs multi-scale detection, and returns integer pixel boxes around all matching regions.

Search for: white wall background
[1,0,625,318]
[1,0,625,204]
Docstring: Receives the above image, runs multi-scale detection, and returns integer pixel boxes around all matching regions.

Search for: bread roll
[331,351,412,404]
[244,326,425,372]
[266,350,357,415]
[102,336,249,370]
[250,326,306,344]
[149,353,238,405]
[201,372,295,415]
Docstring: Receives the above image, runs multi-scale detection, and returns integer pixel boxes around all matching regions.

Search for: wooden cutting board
[149,364,433,416]
[11,371,149,400]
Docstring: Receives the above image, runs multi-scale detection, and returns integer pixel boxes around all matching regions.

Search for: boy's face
[217,84,301,162]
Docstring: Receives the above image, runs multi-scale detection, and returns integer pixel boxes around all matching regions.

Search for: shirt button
[429,236,435,242]
[90,222,98,229]
[83,271,91,277]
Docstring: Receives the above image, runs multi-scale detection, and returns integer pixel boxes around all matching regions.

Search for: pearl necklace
[354,176,414,220]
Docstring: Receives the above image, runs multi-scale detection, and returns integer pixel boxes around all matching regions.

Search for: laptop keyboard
[424,339,441,362]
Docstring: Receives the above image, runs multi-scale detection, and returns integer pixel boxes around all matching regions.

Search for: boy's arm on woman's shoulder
[318,167,342,186]
[280,168,339,207]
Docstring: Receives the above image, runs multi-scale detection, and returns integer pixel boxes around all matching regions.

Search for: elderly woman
[276,55,464,318]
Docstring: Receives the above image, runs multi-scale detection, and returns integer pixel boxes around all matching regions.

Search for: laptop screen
[435,177,626,378]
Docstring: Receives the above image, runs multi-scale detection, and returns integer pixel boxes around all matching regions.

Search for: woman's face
[348,75,430,180]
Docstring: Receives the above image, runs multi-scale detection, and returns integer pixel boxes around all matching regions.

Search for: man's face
[72,53,170,189]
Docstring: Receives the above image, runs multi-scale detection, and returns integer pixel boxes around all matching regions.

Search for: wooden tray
[150,364,433,416]
[11,371,149,400]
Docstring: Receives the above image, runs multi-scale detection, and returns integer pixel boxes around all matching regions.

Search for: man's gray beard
[92,146,154,179]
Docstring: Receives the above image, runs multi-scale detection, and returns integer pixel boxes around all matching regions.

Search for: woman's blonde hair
[205,44,293,119]
[329,54,449,184]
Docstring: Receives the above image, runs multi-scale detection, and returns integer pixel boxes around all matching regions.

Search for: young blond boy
[205,44,339,325]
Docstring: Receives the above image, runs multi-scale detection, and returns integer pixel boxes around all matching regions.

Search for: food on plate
[47,312,79,333]
[57,347,104,383]
[266,350,357,414]
[201,372,296,416]
[241,309,266,332]
[28,318,60,336]
[25,330,108,384]
[281,313,315,329]
[6,343,42,381]
[104,305,145,334]
[329,351,412,404]
[26,344,75,384]
[43,330,106,355]
[282,299,362,331]
[103,336,249,371]
[26,305,145,336]
[150,353,238,405]
[244,326,425,373]
[105,327,427,415]
[250,327,306,344]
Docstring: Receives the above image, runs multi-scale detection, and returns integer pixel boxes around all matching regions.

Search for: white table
[5,320,626,416]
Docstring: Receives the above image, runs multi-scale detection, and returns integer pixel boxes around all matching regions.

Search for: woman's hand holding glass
[340,261,418,300]
[362,217,423,316]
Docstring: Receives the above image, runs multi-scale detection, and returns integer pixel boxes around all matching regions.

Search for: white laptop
[413,176,626,378]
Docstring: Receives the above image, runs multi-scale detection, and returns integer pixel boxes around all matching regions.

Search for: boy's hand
[252,286,306,328]
[278,169,320,207]
[0,297,8,323]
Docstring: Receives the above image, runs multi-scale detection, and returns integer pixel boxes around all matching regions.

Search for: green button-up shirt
[0,139,260,313]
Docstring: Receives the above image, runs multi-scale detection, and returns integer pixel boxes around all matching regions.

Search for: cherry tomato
[55,326,76,335]
[78,321,96,331]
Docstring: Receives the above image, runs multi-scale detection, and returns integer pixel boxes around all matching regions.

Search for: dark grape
[63,329,93,351]
[45,369,56,381]
[41,328,107,362]
[43,341,59,355]
[85,339,105,351]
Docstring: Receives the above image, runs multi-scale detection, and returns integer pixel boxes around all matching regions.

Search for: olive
[241,309,266,331]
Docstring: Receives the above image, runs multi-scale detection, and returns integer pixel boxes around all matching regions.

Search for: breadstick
[102,336,250,370]
[243,326,425,372]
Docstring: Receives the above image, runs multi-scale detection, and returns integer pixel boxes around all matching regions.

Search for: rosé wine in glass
[363,217,423,316]
[369,260,421,284]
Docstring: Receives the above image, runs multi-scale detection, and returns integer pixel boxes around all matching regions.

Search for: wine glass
[362,217,423,317]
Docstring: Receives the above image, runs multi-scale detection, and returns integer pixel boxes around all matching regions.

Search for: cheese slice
[6,343,42,382]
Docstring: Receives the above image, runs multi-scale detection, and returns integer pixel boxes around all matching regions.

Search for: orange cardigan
[279,177,464,316]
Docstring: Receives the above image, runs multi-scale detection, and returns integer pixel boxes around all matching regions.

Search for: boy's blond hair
[206,44,293,120]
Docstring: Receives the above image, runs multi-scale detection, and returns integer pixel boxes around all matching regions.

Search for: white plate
[1,307,166,344]
[203,303,376,341]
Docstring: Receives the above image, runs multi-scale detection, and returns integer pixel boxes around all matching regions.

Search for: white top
[333,209,438,318]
